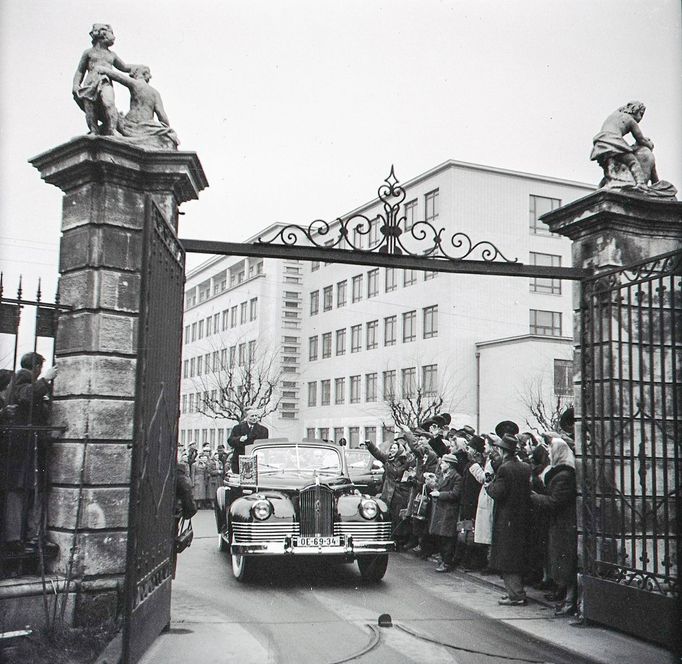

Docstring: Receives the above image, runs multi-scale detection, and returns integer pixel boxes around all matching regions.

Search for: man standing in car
[227,408,269,473]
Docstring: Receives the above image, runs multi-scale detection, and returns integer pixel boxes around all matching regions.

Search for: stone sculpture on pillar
[590,101,677,199]
[73,25,179,150]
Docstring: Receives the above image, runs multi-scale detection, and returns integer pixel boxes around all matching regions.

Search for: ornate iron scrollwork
[258,167,517,263]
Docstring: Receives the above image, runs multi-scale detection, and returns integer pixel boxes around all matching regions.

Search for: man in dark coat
[428,453,462,572]
[227,408,269,473]
[486,433,532,605]
[3,353,57,547]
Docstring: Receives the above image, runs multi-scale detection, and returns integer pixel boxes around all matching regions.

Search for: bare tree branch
[518,375,573,433]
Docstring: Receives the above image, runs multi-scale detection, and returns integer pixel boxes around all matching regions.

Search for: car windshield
[345,449,372,470]
[253,445,342,476]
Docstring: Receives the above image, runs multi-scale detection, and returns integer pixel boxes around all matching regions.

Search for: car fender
[336,493,390,520]
[229,491,296,522]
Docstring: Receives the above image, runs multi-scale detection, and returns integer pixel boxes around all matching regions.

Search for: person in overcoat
[227,408,269,473]
[428,453,462,572]
[486,433,532,605]
[531,435,578,615]
[365,439,411,543]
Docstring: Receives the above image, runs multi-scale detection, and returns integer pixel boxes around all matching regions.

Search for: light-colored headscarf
[548,435,575,469]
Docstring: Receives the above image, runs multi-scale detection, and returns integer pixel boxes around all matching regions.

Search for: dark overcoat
[428,468,462,537]
[531,465,577,586]
[227,421,269,472]
[486,457,532,573]
[365,440,410,507]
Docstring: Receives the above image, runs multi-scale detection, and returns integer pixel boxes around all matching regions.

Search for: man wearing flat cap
[485,432,532,605]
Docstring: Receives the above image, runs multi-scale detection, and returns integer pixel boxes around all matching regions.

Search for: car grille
[299,485,335,537]
[335,522,392,541]
[232,522,299,543]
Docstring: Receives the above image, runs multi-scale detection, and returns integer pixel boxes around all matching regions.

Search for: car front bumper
[230,535,395,556]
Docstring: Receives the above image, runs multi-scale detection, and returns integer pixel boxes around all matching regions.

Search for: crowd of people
[363,411,578,615]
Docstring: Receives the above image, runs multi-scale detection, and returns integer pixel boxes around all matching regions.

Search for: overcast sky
[1,0,680,295]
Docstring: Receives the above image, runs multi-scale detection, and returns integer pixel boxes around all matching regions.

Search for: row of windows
[305,425,393,447]
[185,261,264,309]
[309,268,437,314]
[180,428,225,446]
[308,306,437,360]
[184,298,258,344]
[182,340,257,378]
[307,365,438,407]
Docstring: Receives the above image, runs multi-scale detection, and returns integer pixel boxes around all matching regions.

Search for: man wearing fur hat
[421,414,448,457]
[486,431,532,605]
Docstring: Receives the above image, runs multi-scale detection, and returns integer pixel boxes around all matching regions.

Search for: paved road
[141,510,594,664]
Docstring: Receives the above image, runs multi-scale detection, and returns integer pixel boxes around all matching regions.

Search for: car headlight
[359,498,379,520]
[252,499,273,521]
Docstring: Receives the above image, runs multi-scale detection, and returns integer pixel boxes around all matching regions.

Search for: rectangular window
[183,359,189,378]
[349,426,360,448]
[351,324,362,353]
[403,269,417,286]
[188,393,194,412]
[424,270,437,281]
[230,306,237,328]
[308,381,317,407]
[384,268,397,292]
[529,194,561,235]
[321,380,331,405]
[366,320,378,350]
[306,428,316,439]
[554,359,573,396]
[196,356,203,375]
[530,309,562,336]
[323,285,333,311]
[383,370,396,400]
[181,394,187,413]
[350,375,360,403]
[424,189,439,222]
[220,349,227,368]
[212,351,219,371]
[336,328,346,355]
[319,427,329,440]
[250,297,258,320]
[367,269,379,298]
[204,353,211,373]
[240,301,248,324]
[365,373,377,402]
[229,346,236,367]
[205,317,212,335]
[191,322,197,341]
[238,343,246,366]
[184,325,190,344]
[213,313,220,334]
[384,315,396,346]
[322,332,332,359]
[404,199,417,231]
[369,218,380,247]
[352,275,363,303]
[422,364,438,397]
[336,280,347,307]
[311,260,320,271]
[222,310,229,330]
[402,310,416,342]
[335,377,346,404]
[402,367,416,398]
[198,319,204,339]
[423,305,438,338]
[248,340,256,363]
[334,427,345,443]
[310,290,319,315]
[308,336,318,361]
[364,426,377,445]
[190,357,195,377]
[530,252,562,294]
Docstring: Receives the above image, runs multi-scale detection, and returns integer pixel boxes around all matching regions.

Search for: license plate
[295,536,341,547]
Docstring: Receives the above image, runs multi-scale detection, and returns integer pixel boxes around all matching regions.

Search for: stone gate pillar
[542,189,681,647]
[29,136,207,624]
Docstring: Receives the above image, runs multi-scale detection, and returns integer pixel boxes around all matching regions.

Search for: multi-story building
[179,159,594,449]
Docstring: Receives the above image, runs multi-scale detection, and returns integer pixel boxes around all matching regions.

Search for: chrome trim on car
[231,522,299,543]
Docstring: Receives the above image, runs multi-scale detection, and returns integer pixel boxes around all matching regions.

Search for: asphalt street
[137,510,613,664]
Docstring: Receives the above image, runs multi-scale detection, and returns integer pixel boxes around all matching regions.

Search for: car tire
[231,552,256,581]
[357,554,389,582]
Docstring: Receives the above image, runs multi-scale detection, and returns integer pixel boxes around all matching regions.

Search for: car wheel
[357,554,389,582]
[231,552,255,581]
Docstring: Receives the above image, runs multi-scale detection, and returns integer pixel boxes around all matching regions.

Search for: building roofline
[476,334,574,349]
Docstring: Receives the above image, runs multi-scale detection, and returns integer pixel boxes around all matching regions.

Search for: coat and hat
[494,420,520,438]
[365,439,411,508]
[428,456,462,537]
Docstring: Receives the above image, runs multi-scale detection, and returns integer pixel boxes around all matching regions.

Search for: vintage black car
[215,440,394,582]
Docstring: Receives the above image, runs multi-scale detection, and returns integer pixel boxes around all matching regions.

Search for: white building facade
[179,159,593,449]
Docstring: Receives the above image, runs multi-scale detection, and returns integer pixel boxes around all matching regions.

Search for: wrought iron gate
[122,201,186,664]
[578,248,681,648]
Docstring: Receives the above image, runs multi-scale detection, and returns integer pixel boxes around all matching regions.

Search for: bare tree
[191,337,282,424]
[518,375,573,433]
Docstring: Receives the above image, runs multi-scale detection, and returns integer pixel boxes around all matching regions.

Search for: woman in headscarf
[427,453,463,572]
[530,433,578,615]
[365,439,412,546]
